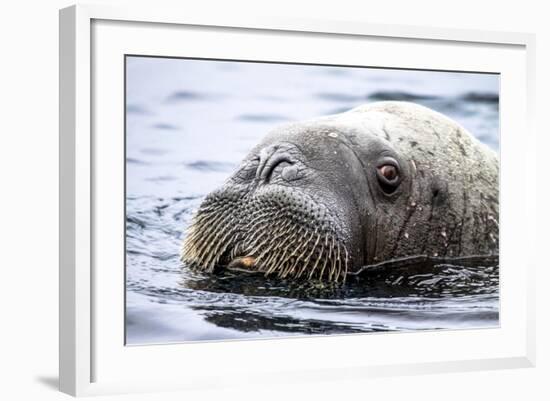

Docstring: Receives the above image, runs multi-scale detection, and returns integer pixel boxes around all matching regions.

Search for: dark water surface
[125,57,499,344]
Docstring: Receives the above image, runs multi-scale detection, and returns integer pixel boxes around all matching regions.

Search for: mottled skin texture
[182,102,499,282]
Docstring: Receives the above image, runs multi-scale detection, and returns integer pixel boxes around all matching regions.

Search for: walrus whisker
[266,220,294,245]
[328,248,335,282]
[335,244,342,282]
[343,247,350,279]
[190,202,232,231]
[326,248,335,281]
[329,236,336,279]
[182,225,206,252]
[254,227,290,263]
[188,210,234,254]
[318,234,332,279]
[298,232,321,278]
[280,235,301,267]
[247,227,280,256]
[285,227,305,258]
[244,210,275,233]
[280,237,303,277]
[325,240,334,280]
[308,248,324,280]
[262,252,279,275]
[244,217,274,237]
[318,253,329,280]
[275,235,295,272]
[185,210,237,268]
[245,229,270,252]
[191,208,220,227]
[203,228,237,270]
[192,230,223,267]
[286,230,316,277]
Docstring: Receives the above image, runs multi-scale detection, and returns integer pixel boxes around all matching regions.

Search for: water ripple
[184,160,236,172]
[237,113,289,122]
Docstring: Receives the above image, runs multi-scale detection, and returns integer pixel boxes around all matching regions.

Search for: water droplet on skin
[328,132,338,138]
[404,232,409,239]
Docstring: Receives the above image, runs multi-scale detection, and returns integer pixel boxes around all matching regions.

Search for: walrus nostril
[256,146,294,183]
[281,164,299,181]
[264,155,293,183]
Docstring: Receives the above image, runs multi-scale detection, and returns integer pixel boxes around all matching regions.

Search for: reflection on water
[125,57,500,344]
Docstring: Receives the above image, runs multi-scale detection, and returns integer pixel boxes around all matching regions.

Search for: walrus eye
[380,165,398,181]
[376,162,400,194]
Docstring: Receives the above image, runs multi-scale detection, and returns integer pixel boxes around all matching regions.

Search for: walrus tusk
[228,256,257,270]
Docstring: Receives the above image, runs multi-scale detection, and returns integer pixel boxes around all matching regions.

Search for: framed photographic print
[59,4,536,396]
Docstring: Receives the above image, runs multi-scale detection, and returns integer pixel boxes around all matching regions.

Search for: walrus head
[182,102,499,283]
[182,110,413,282]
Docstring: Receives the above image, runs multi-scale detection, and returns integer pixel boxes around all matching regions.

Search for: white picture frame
[59,4,536,397]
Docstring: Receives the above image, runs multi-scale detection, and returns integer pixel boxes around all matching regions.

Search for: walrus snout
[181,183,351,282]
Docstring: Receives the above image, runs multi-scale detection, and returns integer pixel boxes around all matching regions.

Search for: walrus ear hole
[376,164,400,194]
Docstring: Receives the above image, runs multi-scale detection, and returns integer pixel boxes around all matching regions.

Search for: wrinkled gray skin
[182,102,499,282]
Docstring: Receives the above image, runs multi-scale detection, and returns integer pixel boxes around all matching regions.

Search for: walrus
[181,101,499,283]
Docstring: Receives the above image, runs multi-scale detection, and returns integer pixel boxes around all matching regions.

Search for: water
[125,56,499,344]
